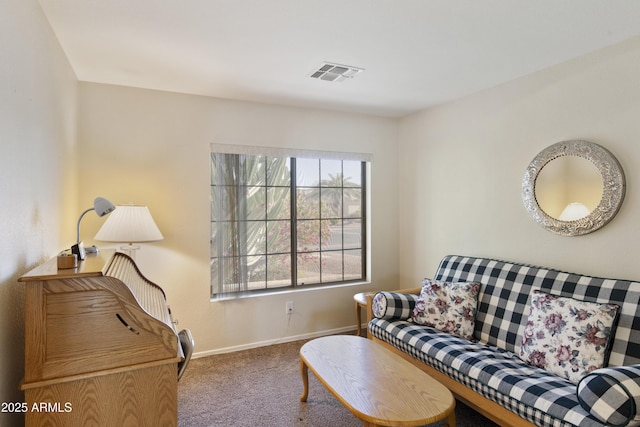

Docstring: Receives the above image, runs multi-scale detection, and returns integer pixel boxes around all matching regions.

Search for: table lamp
[94,204,164,259]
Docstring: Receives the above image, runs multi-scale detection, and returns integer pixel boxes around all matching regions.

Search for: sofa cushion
[411,279,480,340]
[577,365,640,426]
[369,318,603,427]
[372,291,418,320]
[520,291,620,384]
[433,255,640,367]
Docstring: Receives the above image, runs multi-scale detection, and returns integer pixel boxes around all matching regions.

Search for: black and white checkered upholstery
[434,255,640,367]
[369,319,605,427]
[371,291,418,320]
[368,255,640,427]
[577,365,640,426]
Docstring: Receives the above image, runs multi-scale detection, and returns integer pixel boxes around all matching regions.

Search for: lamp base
[71,241,86,261]
[119,243,140,260]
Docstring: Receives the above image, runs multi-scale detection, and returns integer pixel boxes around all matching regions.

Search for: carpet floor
[178,335,499,426]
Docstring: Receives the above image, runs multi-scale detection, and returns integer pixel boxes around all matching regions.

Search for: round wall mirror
[535,156,603,220]
[522,140,625,236]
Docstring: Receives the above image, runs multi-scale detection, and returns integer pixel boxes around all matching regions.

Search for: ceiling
[39,0,640,118]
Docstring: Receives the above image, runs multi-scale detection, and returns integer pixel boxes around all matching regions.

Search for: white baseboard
[191,325,359,359]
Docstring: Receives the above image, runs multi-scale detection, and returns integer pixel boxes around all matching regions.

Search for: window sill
[211,280,371,302]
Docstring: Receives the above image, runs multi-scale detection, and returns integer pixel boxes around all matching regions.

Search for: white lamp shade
[558,202,591,221]
[95,205,164,243]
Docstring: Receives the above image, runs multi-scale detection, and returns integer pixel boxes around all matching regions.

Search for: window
[210,146,368,298]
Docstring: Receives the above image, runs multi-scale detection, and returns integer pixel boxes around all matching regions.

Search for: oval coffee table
[300,335,455,427]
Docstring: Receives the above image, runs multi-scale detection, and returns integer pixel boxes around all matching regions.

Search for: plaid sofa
[368,255,640,427]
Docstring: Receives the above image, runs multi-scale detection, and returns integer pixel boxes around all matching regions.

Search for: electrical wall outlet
[286,301,294,315]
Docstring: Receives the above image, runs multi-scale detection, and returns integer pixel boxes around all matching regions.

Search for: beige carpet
[178,335,498,426]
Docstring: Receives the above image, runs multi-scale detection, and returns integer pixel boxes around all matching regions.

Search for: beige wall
[0,1,78,425]
[398,36,640,285]
[76,83,399,356]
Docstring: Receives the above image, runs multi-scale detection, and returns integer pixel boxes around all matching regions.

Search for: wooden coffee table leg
[300,359,309,402]
[445,410,456,426]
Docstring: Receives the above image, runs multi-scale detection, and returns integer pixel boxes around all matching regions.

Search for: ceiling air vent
[310,62,364,82]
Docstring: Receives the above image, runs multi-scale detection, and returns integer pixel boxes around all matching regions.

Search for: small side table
[353,292,374,337]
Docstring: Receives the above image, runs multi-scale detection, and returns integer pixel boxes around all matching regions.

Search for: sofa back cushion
[434,255,640,366]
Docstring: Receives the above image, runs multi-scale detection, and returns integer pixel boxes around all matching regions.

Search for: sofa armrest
[394,286,423,295]
[369,291,420,321]
[577,364,640,426]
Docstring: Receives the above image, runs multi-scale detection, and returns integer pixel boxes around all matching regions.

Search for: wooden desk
[19,250,182,427]
[300,335,455,427]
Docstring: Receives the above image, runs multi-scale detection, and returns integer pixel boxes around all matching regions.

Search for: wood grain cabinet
[19,250,186,427]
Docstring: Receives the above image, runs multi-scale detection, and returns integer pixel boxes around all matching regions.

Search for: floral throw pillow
[410,279,480,341]
[519,290,620,384]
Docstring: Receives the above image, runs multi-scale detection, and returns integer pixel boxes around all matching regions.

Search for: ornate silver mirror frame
[522,140,625,236]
